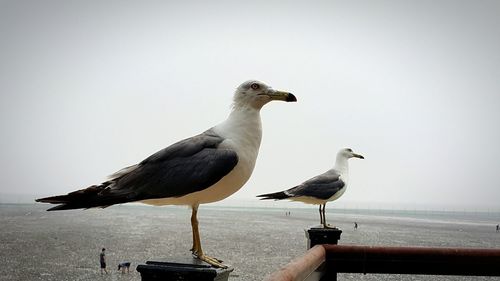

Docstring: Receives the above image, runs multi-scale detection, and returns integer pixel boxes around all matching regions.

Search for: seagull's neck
[215,106,263,150]
[334,156,349,175]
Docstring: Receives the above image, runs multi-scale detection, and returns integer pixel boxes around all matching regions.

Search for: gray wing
[36,129,239,210]
[112,128,238,199]
[286,170,345,200]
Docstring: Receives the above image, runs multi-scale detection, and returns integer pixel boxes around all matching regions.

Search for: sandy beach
[1,204,500,281]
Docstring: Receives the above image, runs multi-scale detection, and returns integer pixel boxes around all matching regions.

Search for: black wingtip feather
[256,191,290,200]
[35,195,70,204]
[35,183,124,211]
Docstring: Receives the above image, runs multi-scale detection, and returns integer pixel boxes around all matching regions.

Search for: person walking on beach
[496,224,499,233]
[354,222,358,230]
[100,248,108,274]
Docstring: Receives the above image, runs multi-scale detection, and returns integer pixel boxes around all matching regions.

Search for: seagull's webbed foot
[193,252,227,268]
[322,223,337,229]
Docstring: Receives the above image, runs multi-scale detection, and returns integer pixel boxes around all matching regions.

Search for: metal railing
[263,245,326,281]
[264,244,500,281]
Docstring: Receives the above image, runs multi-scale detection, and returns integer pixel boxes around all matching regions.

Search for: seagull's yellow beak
[353,153,365,159]
[262,90,297,102]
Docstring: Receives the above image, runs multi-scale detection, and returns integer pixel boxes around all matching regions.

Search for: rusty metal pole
[323,245,500,276]
[262,245,326,281]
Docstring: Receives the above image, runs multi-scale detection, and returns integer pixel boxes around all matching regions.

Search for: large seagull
[258,148,363,228]
[36,80,297,268]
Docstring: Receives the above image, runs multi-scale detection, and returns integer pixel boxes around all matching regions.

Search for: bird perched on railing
[257,148,363,228]
[36,80,297,268]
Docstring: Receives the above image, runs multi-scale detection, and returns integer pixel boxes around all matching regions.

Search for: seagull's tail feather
[35,182,132,211]
[257,191,291,200]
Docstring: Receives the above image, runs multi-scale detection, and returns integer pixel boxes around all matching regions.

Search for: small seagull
[257,148,364,228]
[36,80,297,268]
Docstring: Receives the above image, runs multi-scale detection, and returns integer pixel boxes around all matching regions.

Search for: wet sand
[1,204,499,281]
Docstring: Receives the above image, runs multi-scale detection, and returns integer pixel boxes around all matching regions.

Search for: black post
[305,226,342,248]
[136,259,233,281]
[305,226,342,281]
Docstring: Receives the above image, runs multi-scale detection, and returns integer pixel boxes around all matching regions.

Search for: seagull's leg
[322,203,328,228]
[319,204,324,225]
[190,205,199,253]
[190,205,203,256]
[190,205,227,268]
[322,203,336,228]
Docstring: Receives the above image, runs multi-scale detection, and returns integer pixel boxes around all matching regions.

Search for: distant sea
[1,204,499,281]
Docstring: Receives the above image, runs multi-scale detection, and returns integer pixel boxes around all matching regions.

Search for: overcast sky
[1,0,499,210]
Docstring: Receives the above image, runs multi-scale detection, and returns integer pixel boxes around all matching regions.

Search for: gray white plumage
[36,80,296,267]
[258,148,363,227]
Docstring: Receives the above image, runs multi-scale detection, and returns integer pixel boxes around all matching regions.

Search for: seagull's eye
[250,83,260,90]
[347,148,353,152]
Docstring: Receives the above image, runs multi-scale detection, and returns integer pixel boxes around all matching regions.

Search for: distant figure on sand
[354,222,358,230]
[496,224,499,233]
[100,248,108,274]
[118,262,131,273]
